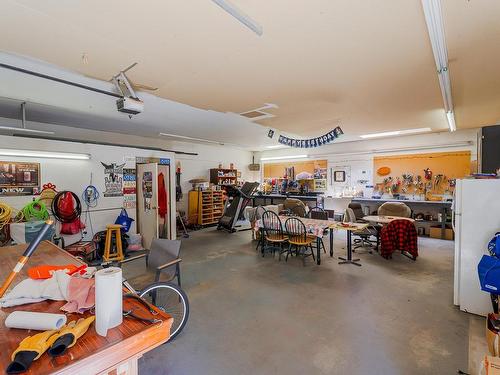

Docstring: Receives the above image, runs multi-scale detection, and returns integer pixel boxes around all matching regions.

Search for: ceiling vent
[239,103,278,122]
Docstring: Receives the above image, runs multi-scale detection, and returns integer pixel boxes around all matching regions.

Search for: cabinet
[188,190,224,226]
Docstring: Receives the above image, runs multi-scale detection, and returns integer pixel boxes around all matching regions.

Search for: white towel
[0,270,70,308]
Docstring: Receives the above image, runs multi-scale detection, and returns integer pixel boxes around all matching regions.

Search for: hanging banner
[101,162,125,197]
[278,126,344,148]
[0,161,40,196]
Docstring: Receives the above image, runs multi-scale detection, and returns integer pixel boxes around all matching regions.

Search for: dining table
[362,215,415,224]
[0,241,173,375]
[329,222,369,266]
[255,216,335,265]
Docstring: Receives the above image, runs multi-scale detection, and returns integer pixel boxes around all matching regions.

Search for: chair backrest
[290,204,307,218]
[284,217,307,242]
[348,202,365,221]
[148,238,181,270]
[261,210,284,236]
[309,206,328,221]
[284,198,307,213]
[378,202,411,218]
[255,205,267,220]
[344,207,357,223]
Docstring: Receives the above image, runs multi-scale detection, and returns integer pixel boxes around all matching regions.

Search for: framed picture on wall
[333,170,346,182]
[0,161,40,196]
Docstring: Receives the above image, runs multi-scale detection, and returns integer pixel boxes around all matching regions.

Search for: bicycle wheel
[139,282,189,341]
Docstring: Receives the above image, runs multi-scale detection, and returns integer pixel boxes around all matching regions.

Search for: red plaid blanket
[380,219,418,259]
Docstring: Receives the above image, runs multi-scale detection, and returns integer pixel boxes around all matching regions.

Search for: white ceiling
[0,0,499,147]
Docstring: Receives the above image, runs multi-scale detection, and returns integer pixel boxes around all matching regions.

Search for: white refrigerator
[453,179,500,316]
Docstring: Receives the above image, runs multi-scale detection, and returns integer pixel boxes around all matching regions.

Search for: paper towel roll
[95,267,123,336]
[5,311,67,330]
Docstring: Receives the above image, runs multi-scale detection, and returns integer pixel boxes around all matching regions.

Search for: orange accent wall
[263,160,327,178]
[373,151,471,194]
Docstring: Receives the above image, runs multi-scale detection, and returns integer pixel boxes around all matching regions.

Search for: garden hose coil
[20,200,50,222]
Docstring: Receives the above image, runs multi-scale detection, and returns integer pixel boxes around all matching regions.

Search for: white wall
[0,124,255,242]
[258,128,480,196]
[0,134,177,243]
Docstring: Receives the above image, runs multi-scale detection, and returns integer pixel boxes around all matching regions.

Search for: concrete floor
[132,228,469,375]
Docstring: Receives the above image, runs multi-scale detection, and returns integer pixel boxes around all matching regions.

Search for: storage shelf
[189,189,226,226]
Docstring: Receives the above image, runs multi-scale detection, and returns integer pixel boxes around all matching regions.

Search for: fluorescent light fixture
[0,148,90,160]
[265,145,287,149]
[212,0,263,36]
[312,141,472,158]
[261,155,308,161]
[0,126,55,135]
[360,127,432,139]
[159,132,224,145]
[446,111,456,132]
[421,0,455,131]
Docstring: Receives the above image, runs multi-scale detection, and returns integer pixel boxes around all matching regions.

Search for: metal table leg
[338,230,361,266]
[329,229,334,257]
[316,237,321,265]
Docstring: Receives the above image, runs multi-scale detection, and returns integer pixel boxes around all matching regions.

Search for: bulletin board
[373,151,471,195]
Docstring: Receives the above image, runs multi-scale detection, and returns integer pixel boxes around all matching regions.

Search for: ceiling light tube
[211,0,263,36]
[159,132,224,145]
[446,111,456,132]
[360,127,432,139]
[260,155,308,161]
[421,0,455,130]
[265,145,287,149]
[312,141,472,158]
[0,126,55,135]
[0,149,90,160]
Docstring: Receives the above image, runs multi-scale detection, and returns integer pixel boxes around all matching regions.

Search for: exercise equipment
[217,182,259,233]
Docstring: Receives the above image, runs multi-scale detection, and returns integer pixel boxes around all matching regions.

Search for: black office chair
[346,203,378,253]
[308,206,328,254]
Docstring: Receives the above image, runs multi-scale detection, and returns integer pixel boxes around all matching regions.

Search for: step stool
[103,224,124,262]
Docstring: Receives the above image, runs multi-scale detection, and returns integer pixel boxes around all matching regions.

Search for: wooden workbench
[0,241,173,375]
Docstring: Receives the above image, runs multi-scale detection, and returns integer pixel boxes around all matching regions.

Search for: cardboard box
[429,225,454,240]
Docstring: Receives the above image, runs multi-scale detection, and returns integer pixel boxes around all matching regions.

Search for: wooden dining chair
[308,206,329,221]
[308,206,328,254]
[284,217,315,264]
[261,210,288,257]
[254,206,267,252]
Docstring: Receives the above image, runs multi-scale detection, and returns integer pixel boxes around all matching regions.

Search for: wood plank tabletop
[0,241,173,375]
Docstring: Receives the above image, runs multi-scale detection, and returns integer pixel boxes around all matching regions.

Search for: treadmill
[217,182,259,233]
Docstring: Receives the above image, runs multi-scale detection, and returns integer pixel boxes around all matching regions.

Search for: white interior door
[137,163,158,250]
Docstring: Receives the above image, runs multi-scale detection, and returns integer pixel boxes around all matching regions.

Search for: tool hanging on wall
[176,161,183,202]
[20,199,50,221]
[51,191,85,235]
[82,174,100,238]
